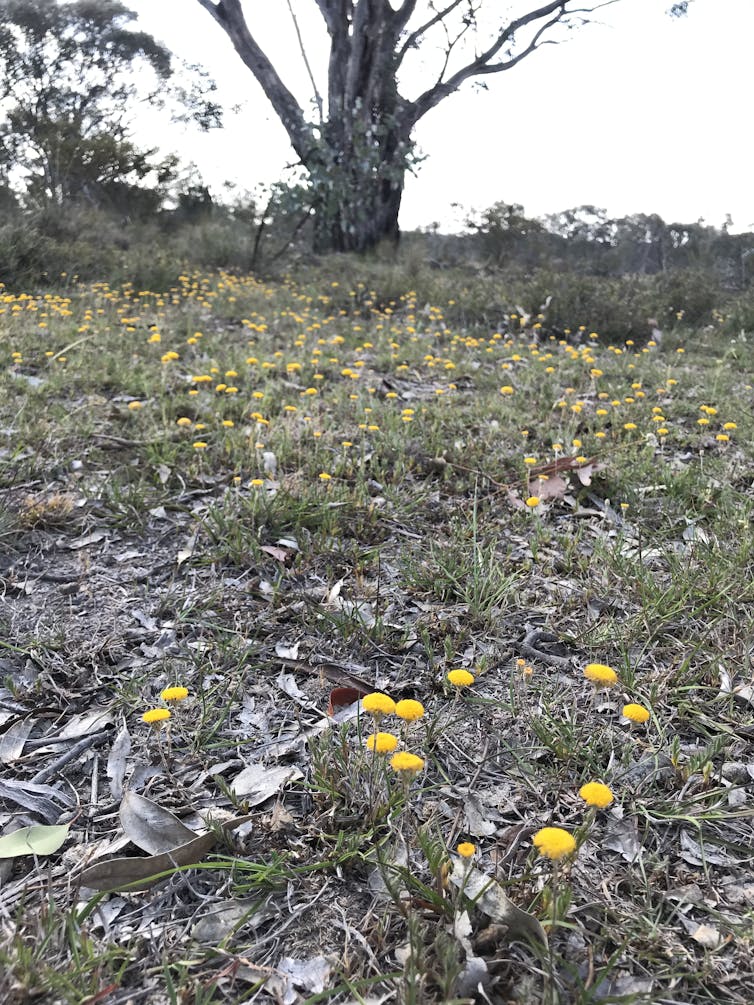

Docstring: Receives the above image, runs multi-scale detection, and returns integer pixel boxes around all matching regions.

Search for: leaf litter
[1,271,753,1004]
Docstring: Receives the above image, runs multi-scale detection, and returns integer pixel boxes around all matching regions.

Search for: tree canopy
[0,0,220,211]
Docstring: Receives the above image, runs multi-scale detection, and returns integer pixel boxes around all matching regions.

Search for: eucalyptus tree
[0,0,219,208]
[195,1,619,252]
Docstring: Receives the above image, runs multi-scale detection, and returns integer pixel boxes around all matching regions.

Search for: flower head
[456,842,476,858]
[578,782,614,808]
[161,686,189,703]
[365,731,398,754]
[622,702,650,723]
[525,496,540,507]
[390,751,425,774]
[447,669,474,688]
[362,692,396,718]
[395,699,425,722]
[584,663,618,686]
[532,826,577,861]
[142,708,171,725]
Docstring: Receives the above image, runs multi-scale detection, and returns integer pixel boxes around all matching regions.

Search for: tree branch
[194,0,314,161]
[286,0,324,124]
[405,1,609,126]
[396,0,467,69]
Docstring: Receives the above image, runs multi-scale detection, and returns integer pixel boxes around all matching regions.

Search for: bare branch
[405,1,610,126]
[194,0,314,160]
[396,0,467,69]
[286,0,324,124]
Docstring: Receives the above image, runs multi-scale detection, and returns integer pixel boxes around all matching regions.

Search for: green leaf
[0,824,70,858]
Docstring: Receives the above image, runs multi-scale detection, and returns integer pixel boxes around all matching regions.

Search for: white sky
[127,0,754,233]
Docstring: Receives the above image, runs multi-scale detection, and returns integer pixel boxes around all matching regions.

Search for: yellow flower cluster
[362,692,425,777]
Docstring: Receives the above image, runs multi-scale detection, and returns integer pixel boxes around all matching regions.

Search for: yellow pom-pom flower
[525,496,540,507]
[457,842,476,858]
[390,751,425,774]
[532,826,577,861]
[365,732,398,754]
[161,686,189,703]
[142,708,171,725]
[578,782,614,808]
[447,669,474,688]
[362,692,396,718]
[395,699,425,722]
[584,663,618,686]
[622,702,650,723]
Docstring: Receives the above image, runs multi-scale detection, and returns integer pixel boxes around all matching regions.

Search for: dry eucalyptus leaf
[79,814,252,892]
[448,858,546,945]
[192,898,278,944]
[119,791,197,855]
[106,725,131,801]
[0,718,34,763]
[228,762,303,804]
[690,923,723,949]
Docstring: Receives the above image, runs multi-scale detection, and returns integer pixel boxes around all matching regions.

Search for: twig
[520,627,572,668]
[31,730,112,784]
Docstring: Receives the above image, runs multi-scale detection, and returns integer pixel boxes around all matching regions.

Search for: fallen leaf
[119,791,197,854]
[265,956,332,1004]
[327,686,368,715]
[679,829,736,867]
[79,814,251,891]
[0,718,34,763]
[192,898,278,944]
[67,530,108,550]
[0,778,73,822]
[528,473,568,501]
[689,923,723,949]
[106,725,131,800]
[448,858,546,944]
[0,823,70,858]
[260,545,289,563]
[275,640,300,661]
[228,763,303,803]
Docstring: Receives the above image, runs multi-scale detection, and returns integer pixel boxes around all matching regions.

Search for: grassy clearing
[0,266,753,1004]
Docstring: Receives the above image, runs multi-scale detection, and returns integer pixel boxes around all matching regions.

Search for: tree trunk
[311,161,404,254]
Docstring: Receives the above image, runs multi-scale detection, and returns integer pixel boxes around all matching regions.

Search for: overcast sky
[128,0,754,233]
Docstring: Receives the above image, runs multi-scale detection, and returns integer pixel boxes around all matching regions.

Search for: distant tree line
[459,202,753,289]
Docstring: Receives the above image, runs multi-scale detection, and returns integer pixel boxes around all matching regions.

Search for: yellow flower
[723,422,737,431]
[584,663,617,686]
[622,702,650,723]
[500,385,514,395]
[250,478,264,487]
[390,751,425,774]
[192,441,208,450]
[142,708,171,725]
[365,732,398,754]
[523,456,537,466]
[176,417,192,427]
[395,699,425,722]
[447,669,474,688]
[456,842,476,858]
[318,472,331,481]
[127,401,142,410]
[715,434,729,442]
[160,686,189,702]
[623,422,637,431]
[533,827,576,861]
[578,782,614,808]
[362,692,396,717]
[525,496,540,507]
